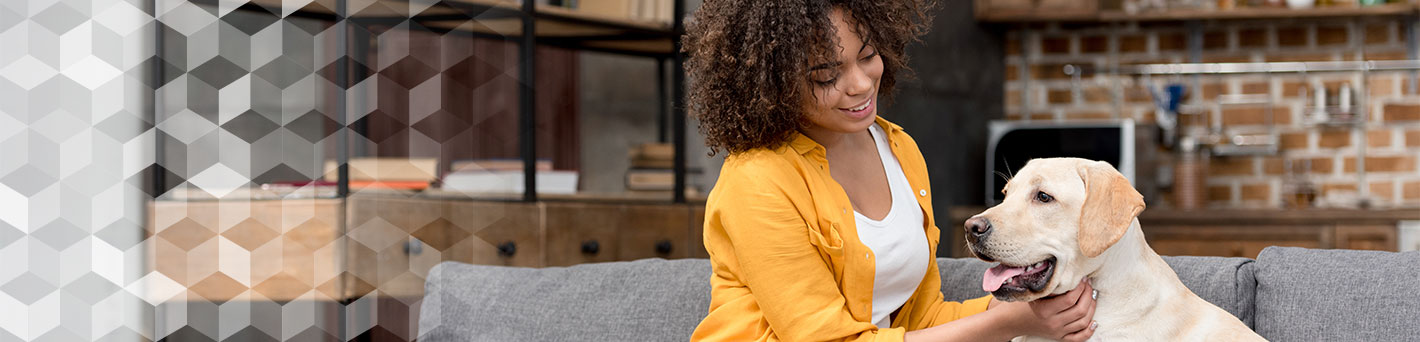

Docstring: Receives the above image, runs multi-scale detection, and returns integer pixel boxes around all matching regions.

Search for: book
[441,170,579,194]
[575,0,632,20]
[449,159,553,172]
[323,158,438,182]
[271,180,429,190]
[629,142,674,160]
[629,142,675,169]
[625,168,700,191]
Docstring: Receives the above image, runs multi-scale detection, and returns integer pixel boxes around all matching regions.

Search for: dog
[965,158,1265,341]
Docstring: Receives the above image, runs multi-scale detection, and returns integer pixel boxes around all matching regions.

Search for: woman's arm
[905,280,1098,342]
[696,165,900,341]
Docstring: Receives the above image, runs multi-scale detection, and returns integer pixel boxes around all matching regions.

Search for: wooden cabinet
[1141,225,1327,258]
[1137,210,1410,259]
[147,199,344,303]
[946,207,1415,259]
[152,196,708,303]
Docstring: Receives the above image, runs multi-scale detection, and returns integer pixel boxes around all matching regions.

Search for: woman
[683,1,1098,341]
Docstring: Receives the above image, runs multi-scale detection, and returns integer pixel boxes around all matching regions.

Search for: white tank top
[853,122,930,329]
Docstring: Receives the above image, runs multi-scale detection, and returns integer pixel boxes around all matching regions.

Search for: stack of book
[626,143,698,196]
[569,0,675,26]
[441,159,579,194]
[321,157,439,190]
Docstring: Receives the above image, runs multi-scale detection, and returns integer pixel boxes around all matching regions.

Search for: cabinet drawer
[617,204,690,261]
[545,202,622,266]
[1334,225,1398,251]
[346,197,543,299]
[442,200,544,268]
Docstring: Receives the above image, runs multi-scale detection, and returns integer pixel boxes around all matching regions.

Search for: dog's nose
[965,217,992,237]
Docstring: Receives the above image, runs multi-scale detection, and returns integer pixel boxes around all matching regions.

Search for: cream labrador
[965,158,1265,341]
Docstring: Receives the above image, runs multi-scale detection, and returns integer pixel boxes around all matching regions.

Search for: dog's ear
[1077,161,1145,258]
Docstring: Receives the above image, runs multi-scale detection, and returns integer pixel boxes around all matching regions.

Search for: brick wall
[1005,19,1420,209]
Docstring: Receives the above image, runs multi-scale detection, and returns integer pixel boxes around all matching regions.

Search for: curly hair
[683,0,935,155]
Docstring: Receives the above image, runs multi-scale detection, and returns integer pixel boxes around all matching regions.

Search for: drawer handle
[655,240,673,255]
[581,240,600,255]
[497,241,517,257]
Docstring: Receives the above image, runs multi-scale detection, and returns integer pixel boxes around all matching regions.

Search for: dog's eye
[1035,191,1053,203]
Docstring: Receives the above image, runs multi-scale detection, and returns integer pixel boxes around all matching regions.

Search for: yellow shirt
[690,116,993,342]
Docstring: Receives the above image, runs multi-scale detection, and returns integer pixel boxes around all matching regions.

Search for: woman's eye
[1035,191,1053,203]
[810,70,837,87]
[860,51,878,61]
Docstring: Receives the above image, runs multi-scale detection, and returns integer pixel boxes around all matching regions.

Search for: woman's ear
[1076,161,1146,258]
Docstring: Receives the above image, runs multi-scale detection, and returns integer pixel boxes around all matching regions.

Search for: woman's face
[803,8,883,135]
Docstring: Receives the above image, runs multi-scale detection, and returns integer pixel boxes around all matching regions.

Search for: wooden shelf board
[975,10,1101,23]
[978,3,1419,23]
[1099,3,1418,22]
[442,0,673,33]
[235,0,675,43]
[398,189,704,204]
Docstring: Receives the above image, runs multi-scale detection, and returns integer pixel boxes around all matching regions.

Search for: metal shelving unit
[164,0,691,203]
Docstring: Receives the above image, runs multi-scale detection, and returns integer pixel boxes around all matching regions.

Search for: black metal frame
[165,0,691,203]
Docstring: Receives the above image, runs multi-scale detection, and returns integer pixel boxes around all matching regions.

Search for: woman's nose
[840,65,873,96]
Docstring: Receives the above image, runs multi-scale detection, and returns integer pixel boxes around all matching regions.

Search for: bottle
[1338,82,1352,121]
[1311,84,1327,123]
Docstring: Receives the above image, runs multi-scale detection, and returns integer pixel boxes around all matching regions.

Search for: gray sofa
[417,247,1420,341]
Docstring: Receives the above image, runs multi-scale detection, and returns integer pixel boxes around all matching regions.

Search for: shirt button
[865,252,871,259]
[919,189,927,196]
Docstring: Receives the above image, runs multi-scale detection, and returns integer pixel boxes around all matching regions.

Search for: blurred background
[0,0,1417,340]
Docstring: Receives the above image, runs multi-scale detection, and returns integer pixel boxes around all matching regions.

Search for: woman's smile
[838,96,876,120]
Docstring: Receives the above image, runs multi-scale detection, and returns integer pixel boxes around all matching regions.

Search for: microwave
[985,120,1158,206]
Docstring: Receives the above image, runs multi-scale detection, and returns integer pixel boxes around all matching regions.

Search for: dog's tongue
[982,265,1027,292]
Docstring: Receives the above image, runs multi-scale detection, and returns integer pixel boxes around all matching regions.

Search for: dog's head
[965,158,1145,302]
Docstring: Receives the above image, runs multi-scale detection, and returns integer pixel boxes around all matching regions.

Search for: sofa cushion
[936,257,995,302]
[421,256,1256,341]
[1253,246,1420,341]
[937,256,1256,327]
[1161,255,1257,328]
[419,258,712,341]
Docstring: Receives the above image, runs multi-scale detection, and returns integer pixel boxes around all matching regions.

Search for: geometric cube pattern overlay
[1,0,521,340]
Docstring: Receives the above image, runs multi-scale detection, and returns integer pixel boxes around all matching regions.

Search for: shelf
[1099,3,1418,22]
[224,0,677,55]
[977,3,1419,23]
[415,189,708,204]
[974,8,1100,22]
[192,0,690,203]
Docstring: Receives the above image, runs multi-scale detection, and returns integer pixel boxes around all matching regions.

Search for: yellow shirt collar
[788,116,904,156]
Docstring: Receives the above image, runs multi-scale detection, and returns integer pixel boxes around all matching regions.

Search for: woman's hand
[996,279,1098,342]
